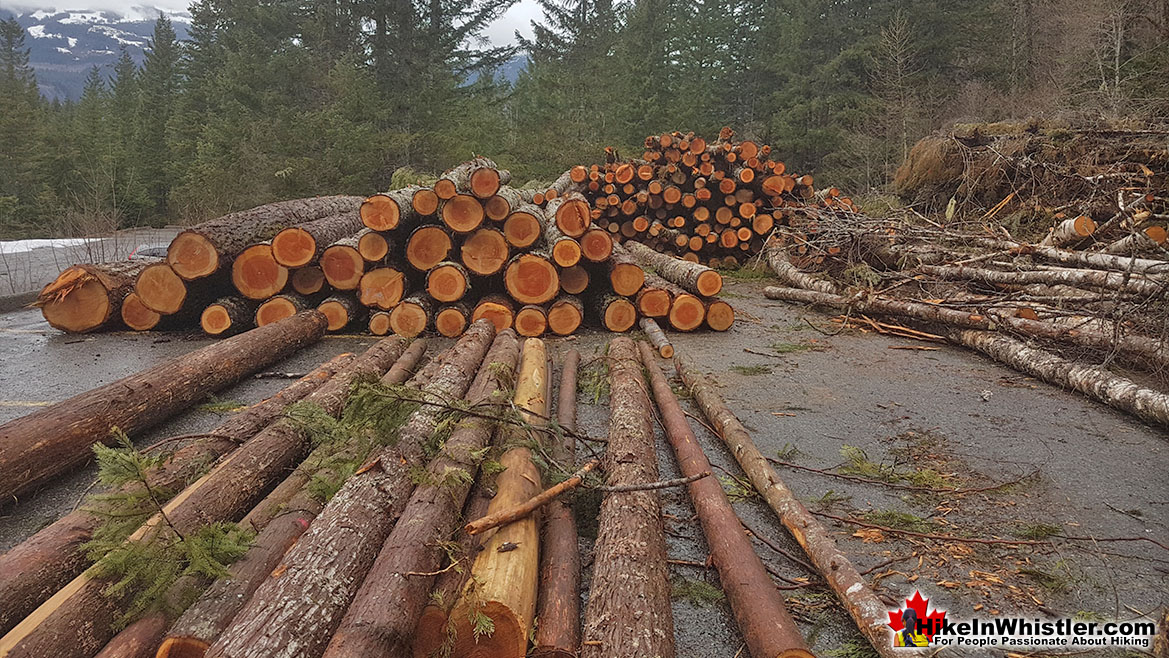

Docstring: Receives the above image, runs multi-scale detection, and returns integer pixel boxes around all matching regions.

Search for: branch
[465,459,599,535]
[591,471,710,493]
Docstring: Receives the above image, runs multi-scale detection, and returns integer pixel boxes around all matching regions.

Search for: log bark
[317,294,365,332]
[460,227,511,276]
[427,261,471,303]
[953,330,1169,428]
[918,263,1165,297]
[446,338,548,657]
[200,297,256,337]
[437,157,510,200]
[674,351,895,658]
[504,252,560,305]
[545,192,591,238]
[320,236,366,290]
[532,349,581,658]
[640,318,674,358]
[0,354,352,637]
[435,303,471,338]
[581,337,674,658]
[593,293,637,332]
[168,196,363,280]
[639,343,811,658]
[36,259,162,333]
[361,187,422,231]
[358,266,406,310]
[206,322,496,658]
[473,294,516,332]
[320,330,521,658]
[547,295,583,336]
[406,225,454,272]
[515,304,548,337]
[1102,226,1167,255]
[231,243,288,300]
[0,337,409,658]
[389,294,435,338]
[0,311,328,506]
[765,238,838,294]
[271,212,364,268]
[623,240,723,296]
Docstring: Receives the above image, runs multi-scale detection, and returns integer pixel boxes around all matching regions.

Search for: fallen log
[1102,226,1167,255]
[320,329,521,658]
[0,311,328,506]
[674,351,895,658]
[640,342,811,658]
[918,263,1165,298]
[667,293,707,332]
[640,317,674,358]
[0,336,409,658]
[0,353,353,637]
[205,322,496,658]
[36,259,161,333]
[119,292,163,331]
[464,459,597,536]
[1040,215,1096,247]
[200,297,255,337]
[446,338,548,657]
[623,240,722,296]
[953,330,1169,428]
[581,337,674,658]
[271,212,364,268]
[765,238,838,294]
[167,196,363,280]
[705,299,735,331]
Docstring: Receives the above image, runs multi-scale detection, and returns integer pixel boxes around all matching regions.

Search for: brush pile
[35,157,734,337]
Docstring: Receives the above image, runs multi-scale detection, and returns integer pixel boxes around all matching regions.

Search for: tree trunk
[435,303,471,338]
[205,322,496,658]
[0,311,328,506]
[765,238,838,294]
[460,227,511,276]
[623,240,722,296]
[515,304,548,337]
[271,212,364,268]
[200,297,256,337]
[639,343,811,658]
[582,337,674,658]
[319,330,521,658]
[231,243,289,300]
[545,193,592,238]
[361,187,422,232]
[389,294,435,338]
[593,294,637,332]
[35,259,162,333]
[639,318,674,358]
[427,261,471,303]
[446,338,548,658]
[532,349,581,658]
[406,226,454,272]
[0,353,352,637]
[674,352,896,658]
[953,330,1169,428]
[320,236,366,290]
[168,196,363,280]
[358,267,407,310]
[473,294,516,333]
[0,337,410,658]
[317,294,365,332]
[547,295,583,336]
[436,157,510,200]
[504,252,560,305]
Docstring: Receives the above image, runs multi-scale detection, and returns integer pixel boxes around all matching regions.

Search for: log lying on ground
[0,336,409,658]
[271,212,364,268]
[635,273,675,318]
[705,298,735,331]
[532,349,581,658]
[674,351,894,658]
[640,317,674,358]
[255,293,312,327]
[157,342,429,658]
[435,303,470,337]
[134,261,189,314]
[200,297,255,337]
[917,263,1165,297]
[1041,215,1096,247]
[1102,226,1167,255]
[446,338,548,657]
[0,354,353,637]
[624,240,723,296]
[640,342,811,658]
[120,292,162,331]
[320,330,520,658]
[581,337,674,658]
[766,238,838,294]
[167,196,363,280]
[667,292,706,332]
[953,330,1169,428]
[36,259,161,333]
[206,322,496,658]
[0,311,328,506]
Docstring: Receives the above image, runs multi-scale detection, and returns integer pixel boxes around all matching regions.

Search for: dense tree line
[1,0,1166,236]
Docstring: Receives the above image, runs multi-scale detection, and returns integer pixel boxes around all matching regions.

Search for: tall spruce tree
[138,15,181,220]
[0,19,44,234]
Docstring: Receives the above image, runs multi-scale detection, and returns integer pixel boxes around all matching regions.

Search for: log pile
[37,156,741,336]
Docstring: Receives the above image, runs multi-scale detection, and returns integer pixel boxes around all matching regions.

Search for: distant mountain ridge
[1,7,191,101]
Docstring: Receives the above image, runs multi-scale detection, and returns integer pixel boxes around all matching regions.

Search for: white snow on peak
[67,36,77,46]
[55,46,70,53]
[89,24,146,47]
[58,11,108,25]
[29,9,59,20]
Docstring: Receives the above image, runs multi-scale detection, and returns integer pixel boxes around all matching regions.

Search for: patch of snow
[55,47,71,53]
[67,36,77,47]
[27,25,48,38]
[29,10,59,20]
[0,238,100,255]
[89,25,146,47]
[59,11,108,25]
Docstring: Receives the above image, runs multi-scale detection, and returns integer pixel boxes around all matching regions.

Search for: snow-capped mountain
[1,7,191,101]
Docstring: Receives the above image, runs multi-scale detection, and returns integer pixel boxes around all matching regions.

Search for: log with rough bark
[441,195,487,234]
[1102,226,1167,255]
[0,311,328,506]
[231,242,288,300]
[1040,215,1096,247]
[674,351,895,658]
[435,303,471,337]
[361,187,422,231]
[640,317,674,358]
[436,157,511,200]
[545,192,592,238]
[271,212,364,268]
[765,238,838,294]
[0,353,352,637]
[317,294,365,331]
[640,342,811,658]
[389,294,435,338]
[427,261,471,303]
[406,225,454,272]
[953,330,1169,428]
[504,252,560,305]
[515,304,548,337]
[446,338,548,657]
[473,294,516,332]
[134,261,189,314]
[358,266,406,310]
[581,337,674,658]
[320,235,366,290]
[255,293,313,327]
[291,266,326,295]
[558,264,589,295]
[319,330,521,658]
[593,293,637,332]
[200,297,256,337]
[0,336,409,658]
[532,349,581,658]
[624,240,723,296]
[205,322,496,658]
[547,295,584,336]
[917,263,1165,298]
[36,259,161,332]
[461,227,511,276]
[168,196,363,280]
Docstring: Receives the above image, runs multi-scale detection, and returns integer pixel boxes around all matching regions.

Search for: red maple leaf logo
[887,590,947,641]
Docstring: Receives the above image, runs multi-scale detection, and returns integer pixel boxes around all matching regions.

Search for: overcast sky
[3,0,543,45]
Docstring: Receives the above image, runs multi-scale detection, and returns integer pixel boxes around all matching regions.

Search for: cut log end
[369,311,392,335]
[636,289,671,318]
[427,262,469,303]
[137,263,188,314]
[318,299,353,331]
[705,300,735,331]
[555,199,591,238]
[609,263,645,297]
[603,297,637,332]
[484,195,511,221]
[580,229,614,262]
[503,212,541,248]
[547,297,583,336]
[696,270,723,297]
[360,194,402,231]
[291,266,326,295]
[156,636,209,658]
[271,227,317,268]
[435,306,469,337]
[320,245,364,290]
[551,239,583,268]
[461,228,510,276]
[41,269,112,333]
[407,226,453,271]
[470,168,502,199]
[413,188,440,216]
[168,231,218,280]
[359,268,406,310]
[447,602,527,658]
[358,231,389,262]
[442,195,486,233]
[434,178,457,200]
[200,303,233,336]
[389,300,429,337]
[559,265,589,295]
[255,297,299,327]
[121,292,161,331]
[668,294,706,332]
[473,297,515,332]
[505,254,560,305]
[232,245,288,300]
[515,305,548,337]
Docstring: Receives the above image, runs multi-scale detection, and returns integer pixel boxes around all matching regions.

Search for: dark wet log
[271,212,364,268]
[206,323,496,658]
[640,342,811,658]
[167,196,363,280]
[581,337,674,658]
[0,311,328,506]
[200,296,255,337]
[36,259,162,332]
[558,264,589,295]
[674,351,894,658]
[0,354,352,636]
[320,330,520,658]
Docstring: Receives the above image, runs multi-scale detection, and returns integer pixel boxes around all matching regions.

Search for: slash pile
[34,157,734,337]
